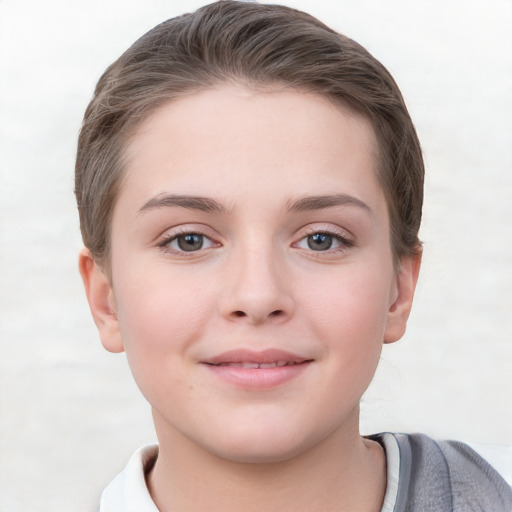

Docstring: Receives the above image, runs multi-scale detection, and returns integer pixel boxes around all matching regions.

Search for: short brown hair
[75,0,424,268]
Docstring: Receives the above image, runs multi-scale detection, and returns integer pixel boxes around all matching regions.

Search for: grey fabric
[97,434,512,511]
[372,433,512,512]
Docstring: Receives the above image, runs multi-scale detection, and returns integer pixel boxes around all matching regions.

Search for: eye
[295,230,353,252]
[160,231,217,253]
[174,233,206,251]
[306,233,336,251]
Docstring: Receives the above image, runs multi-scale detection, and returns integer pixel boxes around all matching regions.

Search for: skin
[80,85,421,511]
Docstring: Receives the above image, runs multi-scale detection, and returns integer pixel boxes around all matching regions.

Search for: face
[81,85,419,464]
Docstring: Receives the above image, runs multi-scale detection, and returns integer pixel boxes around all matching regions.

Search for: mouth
[201,349,313,389]
[208,360,306,369]
[203,349,312,367]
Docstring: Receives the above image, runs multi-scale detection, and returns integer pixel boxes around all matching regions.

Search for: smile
[209,361,305,369]
[202,349,313,389]
[203,349,311,366]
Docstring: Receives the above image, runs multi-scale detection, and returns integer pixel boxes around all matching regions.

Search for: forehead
[122,85,381,199]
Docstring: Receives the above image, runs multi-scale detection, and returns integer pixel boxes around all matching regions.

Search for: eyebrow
[138,194,231,215]
[138,192,372,216]
[286,194,372,215]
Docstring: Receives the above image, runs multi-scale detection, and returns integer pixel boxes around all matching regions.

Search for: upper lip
[203,349,312,366]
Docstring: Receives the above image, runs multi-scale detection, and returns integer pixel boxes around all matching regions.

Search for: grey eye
[176,234,204,251]
[307,233,333,251]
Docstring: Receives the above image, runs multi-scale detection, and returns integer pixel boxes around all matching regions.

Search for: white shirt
[98,436,511,512]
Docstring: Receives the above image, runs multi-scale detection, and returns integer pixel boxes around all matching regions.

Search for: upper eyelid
[155,228,217,252]
[299,223,354,240]
[156,224,218,241]
[296,232,352,246]
[155,223,354,245]
[293,224,356,251]
[157,230,220,257]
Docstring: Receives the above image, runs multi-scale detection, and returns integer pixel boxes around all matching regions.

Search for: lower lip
[202,362,311,389]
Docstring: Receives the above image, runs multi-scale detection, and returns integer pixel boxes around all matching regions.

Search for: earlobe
[383,251,422,344]
[78,248,125,353]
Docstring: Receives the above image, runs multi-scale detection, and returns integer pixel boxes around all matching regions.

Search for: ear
[78,248,125,353]
[383,250,422,344]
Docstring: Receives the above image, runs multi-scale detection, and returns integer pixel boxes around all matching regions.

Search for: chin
[204,422,320,465]
[214,443,305,465]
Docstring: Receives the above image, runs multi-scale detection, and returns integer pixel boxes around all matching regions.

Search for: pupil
[178,234,203,251]
[308,233,332,251]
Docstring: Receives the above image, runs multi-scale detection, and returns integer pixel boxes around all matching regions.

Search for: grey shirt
[98,433,512,511]
[372,432,512,511]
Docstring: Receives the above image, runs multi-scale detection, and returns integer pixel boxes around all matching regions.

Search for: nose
[218,243,295,325]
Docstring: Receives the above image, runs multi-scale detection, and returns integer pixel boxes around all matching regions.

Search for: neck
[147,411,386,512]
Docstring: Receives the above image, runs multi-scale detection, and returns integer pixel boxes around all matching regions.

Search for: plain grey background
[1,0,511,510]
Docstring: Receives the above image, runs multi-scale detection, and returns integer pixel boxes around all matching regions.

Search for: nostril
[229,309,286,321]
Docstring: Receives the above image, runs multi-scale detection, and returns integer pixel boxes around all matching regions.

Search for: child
[75,1,512,510]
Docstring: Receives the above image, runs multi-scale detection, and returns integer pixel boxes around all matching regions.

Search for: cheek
[308,271,391,399]
[301,265,392,338]
[298,263,393,393]
[113,283,207,406]
[113,267,215,367]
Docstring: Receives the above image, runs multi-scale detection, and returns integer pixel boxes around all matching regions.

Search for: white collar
[99,444,159,512]
[379,433,400,512]
[99,438,400,512]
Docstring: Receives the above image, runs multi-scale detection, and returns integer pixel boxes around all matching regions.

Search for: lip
[201,349,313,389]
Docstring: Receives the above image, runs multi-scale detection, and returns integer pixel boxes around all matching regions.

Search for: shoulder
[390,433,512,512]
[98,445,159,512]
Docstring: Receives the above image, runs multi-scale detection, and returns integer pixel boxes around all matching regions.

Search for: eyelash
[156,227,355,256]
[295,228,355,254]
[156,228,218,256]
